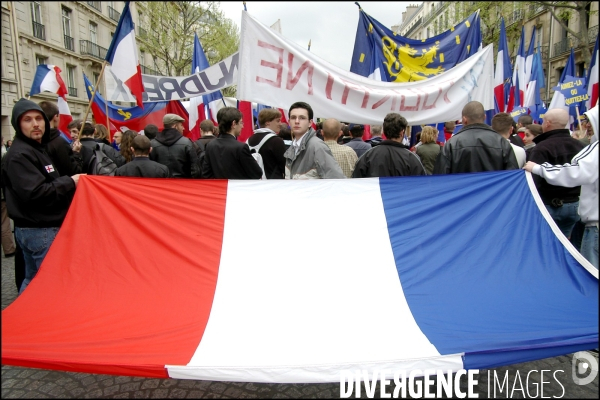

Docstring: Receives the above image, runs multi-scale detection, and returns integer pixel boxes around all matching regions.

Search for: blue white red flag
[105,1,144,109]
[83,73,190,139]
[507,26,526,112]
[29,64,74,140]
[493,18,511,113]
[524,50,546,109]
[549,48,578,125]
[189,32,225,132]
[1,172,597,382]
[585,35,599,110]
[524,26,537,89]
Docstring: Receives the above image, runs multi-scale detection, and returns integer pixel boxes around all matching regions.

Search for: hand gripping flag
[493,18,512,113]
[1,172,597,382]
[105,1,144,109]
[350,5,482,82]
[83,73,190,139]
[29,64,74,140]
[585,35,599,110]
[189,32,225,131]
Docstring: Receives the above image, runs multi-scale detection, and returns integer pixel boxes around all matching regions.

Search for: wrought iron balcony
[87,1,101,12]
[64,35,75,51]
[80,40,107,60]
[32,21,45,40]
[108,6,120,22]
[142,65,158,75]
[68,87,78,97]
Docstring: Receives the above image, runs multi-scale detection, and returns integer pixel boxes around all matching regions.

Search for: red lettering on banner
[340,79,369,108]
[256,40,283,88]
[286,53,314,94]
[400,89,420,111]
[443,80,454,103]
[325,74,334,100]
[371,95,390,109]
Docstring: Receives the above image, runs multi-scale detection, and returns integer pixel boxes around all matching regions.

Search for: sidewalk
[2,255,598,398]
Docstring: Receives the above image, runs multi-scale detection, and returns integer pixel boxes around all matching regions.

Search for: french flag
[524,49,545,109]
[549,48,576,118]
[1,172,597,382]
[586,35,599,110]
[506,26,526,112]
[105,1,144,109]
[188,32,225,134]
[493,18,511,113]
[29,64,73,140]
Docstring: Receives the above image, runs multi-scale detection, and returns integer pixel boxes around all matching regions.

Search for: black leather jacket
[433,123,519,174]
[150,128,200,178]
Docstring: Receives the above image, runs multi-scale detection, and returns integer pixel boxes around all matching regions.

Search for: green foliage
[140,1,239,78]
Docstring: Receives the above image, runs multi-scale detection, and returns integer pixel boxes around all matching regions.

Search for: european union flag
[350,7,482,82]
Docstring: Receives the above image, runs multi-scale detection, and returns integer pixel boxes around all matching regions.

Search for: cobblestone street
[2,255,598,398]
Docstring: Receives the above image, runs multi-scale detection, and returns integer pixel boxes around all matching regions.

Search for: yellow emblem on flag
[360,53,365,63]
[466,21,470,28]
[440,53,444,62]
[117,109,132,121]
[382,37,443,82]
[456,35,461,44]
[368,23,373,33]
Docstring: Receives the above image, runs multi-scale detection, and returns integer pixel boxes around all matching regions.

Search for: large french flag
[586,35,599,110]
[506,26,526,112]
[493,18,511,113]
[29,64,73,140]
[524,50,545,109]
[1,171,597,383]
[549,48,576,121]
[188,32,225,134]
[105,1,144,109]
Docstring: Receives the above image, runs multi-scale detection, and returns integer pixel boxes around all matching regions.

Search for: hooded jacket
[352,140,427,178]
[46,127,83,176]
[150,128,200,178]
[283,128,345,179]
[0,98,76,227]
[433,123,519,174]
[532,105,598,224]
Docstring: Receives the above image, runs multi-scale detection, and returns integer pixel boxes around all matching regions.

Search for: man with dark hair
[322,118,358,178]
[433,101,518,174]
[79,122,125,173]
[68,119,81,141]
[38,100,83,177]
[1,98,83,294]
[202,107,263,179]
[517,115,533,139]
[195,120,216,151]
[344,124,372,158]
[115,135,170,178]
[150,114,200,178]
[353,113,426,178]
[491,113,526,168]
[527,108,585,238]
[143,124,159,141]
[247,108,286,179]
[284,101,345,179]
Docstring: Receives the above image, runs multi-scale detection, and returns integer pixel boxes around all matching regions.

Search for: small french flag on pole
[105,1,144,109]
[29,65,73,140]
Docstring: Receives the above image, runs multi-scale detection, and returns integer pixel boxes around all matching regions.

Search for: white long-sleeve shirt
[532,141,598,224]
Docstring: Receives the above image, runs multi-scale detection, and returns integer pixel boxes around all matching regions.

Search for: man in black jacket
[78,123,126,173]
[150,114,200,178]
[202,107,263,179]
[115,135,170,178]
[433,101,519,174]
[528,108,585,238]
[1,98,83,294]
[38,101,83,177]
[352,113,426,178]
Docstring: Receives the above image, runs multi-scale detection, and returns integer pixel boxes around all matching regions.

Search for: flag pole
[82,61,108,127]
[103,70,110,138]
[575,106,583,133]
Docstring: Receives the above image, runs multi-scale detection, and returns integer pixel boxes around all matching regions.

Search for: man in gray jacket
[283,102,345,179]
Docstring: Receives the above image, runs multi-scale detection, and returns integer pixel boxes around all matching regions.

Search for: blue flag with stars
[350,6,481,82]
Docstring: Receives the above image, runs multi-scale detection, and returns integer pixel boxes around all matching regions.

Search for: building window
[67,65,77,97]
[140,51,145,67]
[31,1,45,40]
[93,72,100,86]
[89,22,97,44]
[62,7,74,51]
[36,55,48,65]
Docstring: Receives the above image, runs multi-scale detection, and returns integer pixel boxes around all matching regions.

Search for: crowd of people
[1,97,598,296]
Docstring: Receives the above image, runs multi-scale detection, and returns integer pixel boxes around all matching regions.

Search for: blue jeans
[581,225,598,270]
[545,202,580,238]
[15,227,59,294]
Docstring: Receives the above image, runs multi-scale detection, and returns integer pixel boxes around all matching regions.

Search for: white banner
[238,12,494,125]
[104,53,239,103]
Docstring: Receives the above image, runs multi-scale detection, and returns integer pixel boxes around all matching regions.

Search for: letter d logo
[572,351,598,385]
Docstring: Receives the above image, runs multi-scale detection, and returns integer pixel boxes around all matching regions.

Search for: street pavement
[1,254,598,399]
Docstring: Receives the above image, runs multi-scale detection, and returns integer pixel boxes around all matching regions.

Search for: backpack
[88,143,118,176]
[247,133,276,180]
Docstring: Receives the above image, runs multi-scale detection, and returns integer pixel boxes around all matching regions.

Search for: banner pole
[82,61,107,127]
[103,70,110,139]
[575,106,583,133]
